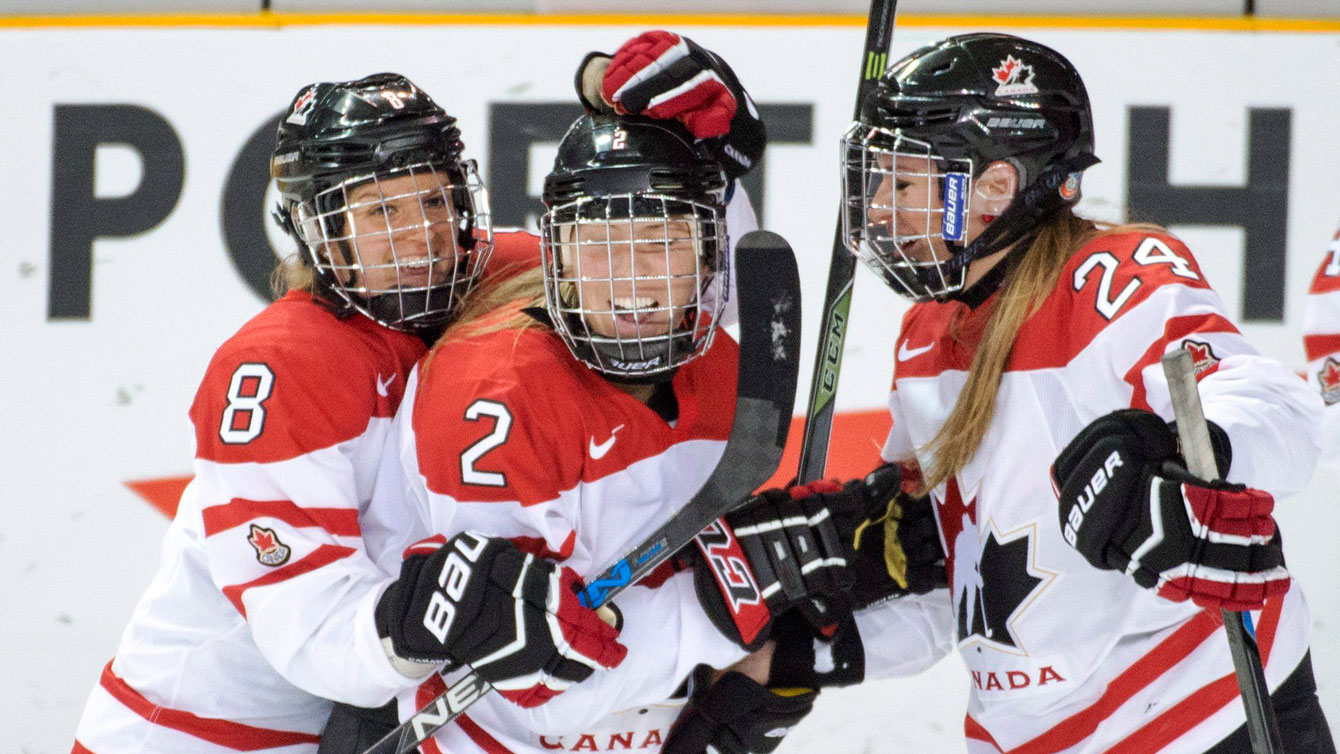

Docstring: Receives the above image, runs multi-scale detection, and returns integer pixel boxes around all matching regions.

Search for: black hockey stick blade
[1162,350,1283,754]
[796,0,898,484]
[359,229,802,754]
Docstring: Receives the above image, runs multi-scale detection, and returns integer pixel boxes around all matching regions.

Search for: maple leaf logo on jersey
[1320,357,1340,405]
[248,524,291,567]
[1181,340,1220,376]
[991,55,1039,97]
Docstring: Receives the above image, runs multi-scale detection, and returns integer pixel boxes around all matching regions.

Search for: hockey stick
[359,230,803,754]
[795,0,898,483]
[1161,349,1283,754]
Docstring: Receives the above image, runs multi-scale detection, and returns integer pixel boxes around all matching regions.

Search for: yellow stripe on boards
[0,12,1338,33]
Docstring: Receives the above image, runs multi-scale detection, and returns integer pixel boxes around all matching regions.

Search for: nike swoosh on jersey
[588,424,625,460]
[375,373,397,397]
[897,341,935,362]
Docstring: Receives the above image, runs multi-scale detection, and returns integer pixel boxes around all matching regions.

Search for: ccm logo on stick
[1063,450,1123,546]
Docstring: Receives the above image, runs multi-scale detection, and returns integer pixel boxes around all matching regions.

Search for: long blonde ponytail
[918,210,1097,493]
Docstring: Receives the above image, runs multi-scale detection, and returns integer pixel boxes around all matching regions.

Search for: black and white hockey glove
[848,463,948,607]
[376,532,627,708]
[689,476,877,650]
[575,30,766,179]
[1051,409,1291,612]
[661,664,818,754]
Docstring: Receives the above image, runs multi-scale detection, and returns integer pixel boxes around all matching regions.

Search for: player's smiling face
[334,171,463,294]
[560,216,705,339]
[867,153,957,264]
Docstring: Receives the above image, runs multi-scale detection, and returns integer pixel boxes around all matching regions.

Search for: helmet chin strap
[938,152,1100,282]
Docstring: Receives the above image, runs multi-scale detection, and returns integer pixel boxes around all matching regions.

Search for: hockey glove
[661,664,818,754]
[376,532,627,708]
[1051,409,1290,612]
[690,476,881,650]
[575,30,766,179]
[849,463,949,607]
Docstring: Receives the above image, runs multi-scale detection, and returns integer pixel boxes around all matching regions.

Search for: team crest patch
[248,524,292,567]
[1181,340,1220,376]
[1058,172,1082,202]
[286,86,318,126]
[992,55,1039,97]
[1320,357,1340,405]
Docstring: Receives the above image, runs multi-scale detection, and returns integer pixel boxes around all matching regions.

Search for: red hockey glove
[575,30,766,179]
[690,477,879,650]
[1051,409,1290,612]
[376,532,627,708]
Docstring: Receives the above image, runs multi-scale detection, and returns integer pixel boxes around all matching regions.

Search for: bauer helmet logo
[247,524,292,567]
[991,55,1039,97]
[286,86,319,126]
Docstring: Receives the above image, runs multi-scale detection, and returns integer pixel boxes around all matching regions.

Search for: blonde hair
[917,210,1168,493]
[270,253,314,298]
[420,265,549,379]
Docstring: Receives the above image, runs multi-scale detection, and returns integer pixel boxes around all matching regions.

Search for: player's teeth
[614,297,657,311]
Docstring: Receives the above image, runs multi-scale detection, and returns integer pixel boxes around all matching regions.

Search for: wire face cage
[842,122,975,302]
[540,193,728,378]
[293,159,493,331]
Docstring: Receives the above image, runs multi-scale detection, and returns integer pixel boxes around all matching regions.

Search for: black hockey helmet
[271,72,492,333]
[841,33,1099,301]
[539,114,730,380]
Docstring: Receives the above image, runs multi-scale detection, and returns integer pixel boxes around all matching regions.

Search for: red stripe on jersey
[71,741,96,754]
[1104,598,1285,754]
[459,714,518,754]
[221,545,356,617]
[510,530,577,561]
[96,661,320,750]
[1304,333,1340,362]
[1123,314,1237,411]
[1310,252,1340,294]
[201,498,360,538]
[965,610,1222,754]
[415,675,451,754]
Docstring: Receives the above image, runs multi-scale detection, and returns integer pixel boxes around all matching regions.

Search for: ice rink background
[1,15,1337,752]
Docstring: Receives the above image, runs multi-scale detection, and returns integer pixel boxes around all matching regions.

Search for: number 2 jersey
[73,232,541,754]
[1303,221,1340,476]
[360,319,751,754]
[857,231,1322,754]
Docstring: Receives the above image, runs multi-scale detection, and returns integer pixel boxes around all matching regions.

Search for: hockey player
[669,33,1336,754]
[318,103,871,753]
[70,74,625,754]
[1304,222,1340,477]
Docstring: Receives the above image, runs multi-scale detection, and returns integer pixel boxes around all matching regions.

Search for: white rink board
[2,21,1337,752]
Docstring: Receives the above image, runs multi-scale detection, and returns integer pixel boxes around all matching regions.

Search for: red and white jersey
[864,232,1321,754]
[1302,222,1340,475]
[74,232,542,754]
[361,320,749,754]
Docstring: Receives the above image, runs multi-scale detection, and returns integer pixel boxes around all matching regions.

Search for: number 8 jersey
[73,232,541,754]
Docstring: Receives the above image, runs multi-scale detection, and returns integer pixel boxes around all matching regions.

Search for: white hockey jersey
[861,232,1322,754]
[1302,222,1340,476]
[361,317,749,754]
[73,233,542,754]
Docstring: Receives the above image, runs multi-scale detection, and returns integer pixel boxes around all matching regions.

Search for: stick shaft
[1160,349,1283,754]
[795,0,897,483]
